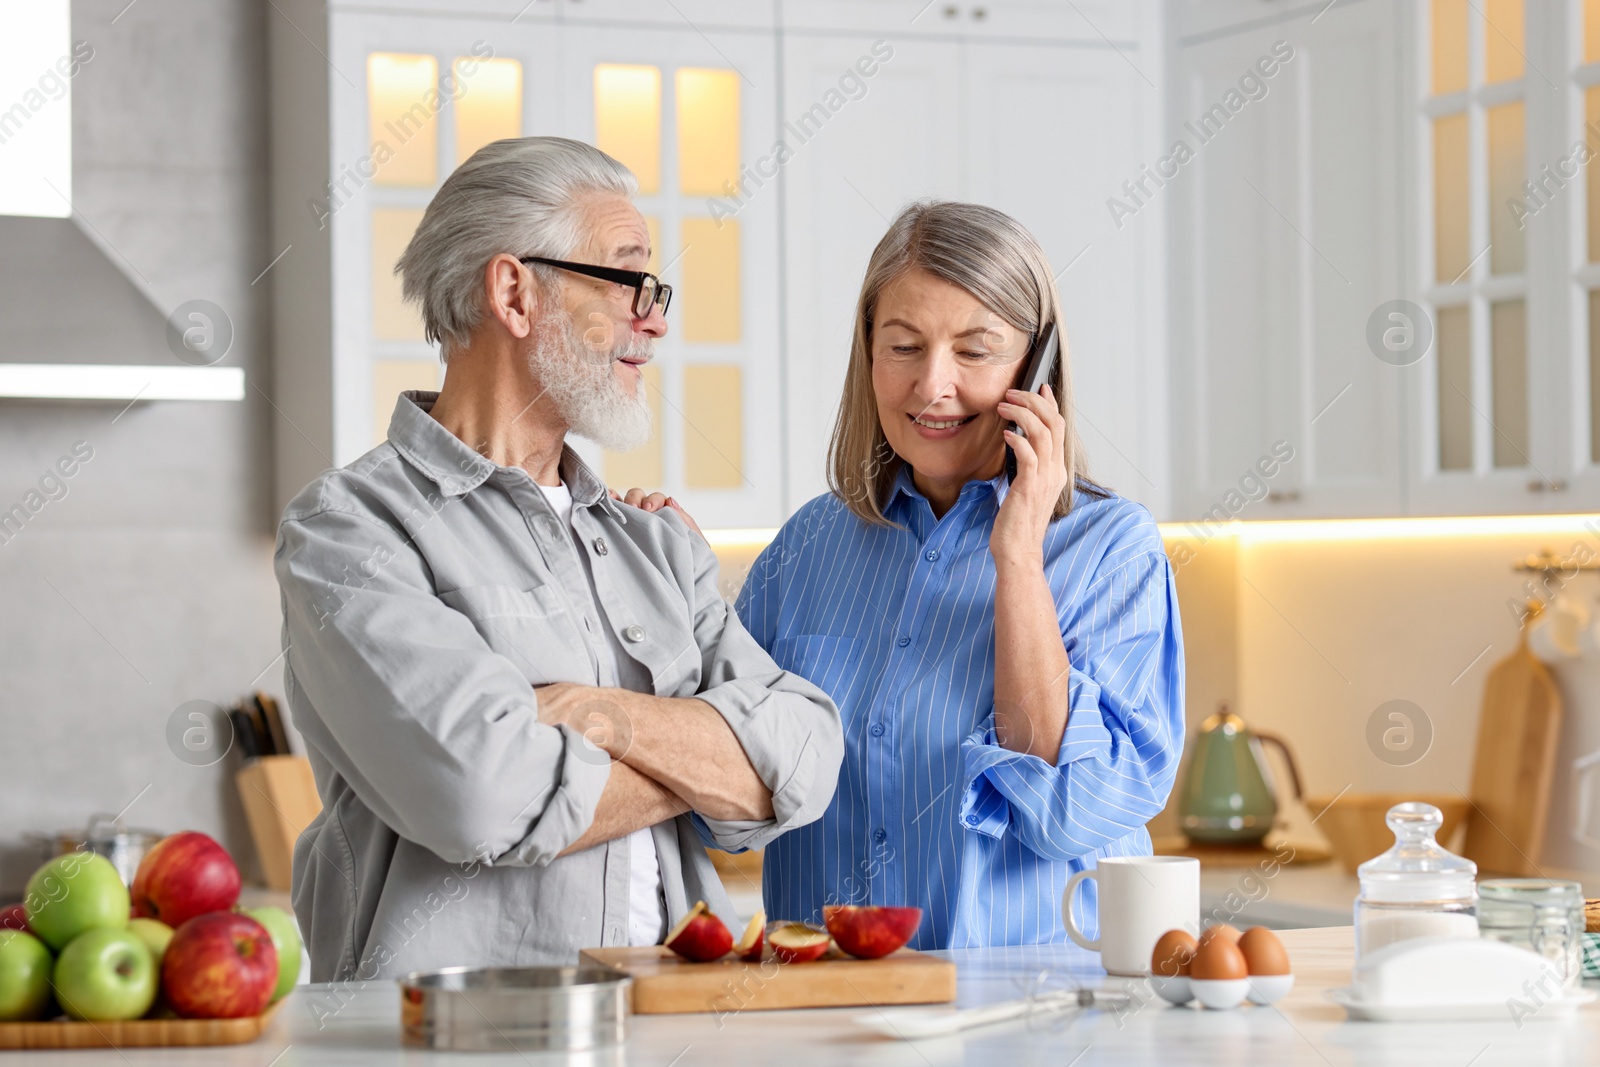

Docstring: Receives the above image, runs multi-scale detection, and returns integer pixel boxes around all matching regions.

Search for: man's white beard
[528,310,653,452]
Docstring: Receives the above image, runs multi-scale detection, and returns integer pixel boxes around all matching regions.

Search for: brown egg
[1196,923,1241,949]
[1189,934,1248,981]
[1150,929,1198,977]
[1237,926,1290,976]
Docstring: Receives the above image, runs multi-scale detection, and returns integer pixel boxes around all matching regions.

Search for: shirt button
[583,615,596,633]
[965,814,979,827]
[869,723,885,737]
[896,635,911,647]
[873,829,887,843]
[592,536,608,556]
[924,548,940,562]
[623,624,645,643]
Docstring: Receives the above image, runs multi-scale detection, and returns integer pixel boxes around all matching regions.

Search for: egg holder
[1149,972,1294,1010]
[1147,925,1294,1010]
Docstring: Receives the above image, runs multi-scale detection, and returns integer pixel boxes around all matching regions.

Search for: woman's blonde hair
[827,199,1109,525]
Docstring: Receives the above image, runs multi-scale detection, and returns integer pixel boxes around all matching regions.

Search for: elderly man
[274,136,842,981]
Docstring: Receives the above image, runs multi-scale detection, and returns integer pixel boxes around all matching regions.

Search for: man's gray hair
[397,136,637,360]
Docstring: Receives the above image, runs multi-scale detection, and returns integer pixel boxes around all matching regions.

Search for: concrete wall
[0,0,283,894]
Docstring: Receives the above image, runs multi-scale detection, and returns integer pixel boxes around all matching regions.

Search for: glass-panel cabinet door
[559,23,782,529]
[1409,0,1555,514]
[326,10,565,465]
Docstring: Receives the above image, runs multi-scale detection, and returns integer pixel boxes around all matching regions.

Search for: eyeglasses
[519,256,673,319]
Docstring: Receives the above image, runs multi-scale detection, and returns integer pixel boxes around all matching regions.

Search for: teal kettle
[1178,703,1304,845]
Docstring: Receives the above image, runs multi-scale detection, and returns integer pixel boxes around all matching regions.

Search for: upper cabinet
[273,0,1168,524]
[1168,1,1403,521]
[778,8,1169,515]
[1168,0,1600,520]
[272,1,782,528]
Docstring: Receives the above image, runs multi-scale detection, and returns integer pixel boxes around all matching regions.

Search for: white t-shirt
[536,480,667,947]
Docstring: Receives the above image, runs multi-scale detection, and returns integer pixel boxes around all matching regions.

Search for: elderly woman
[734,201,1183,947]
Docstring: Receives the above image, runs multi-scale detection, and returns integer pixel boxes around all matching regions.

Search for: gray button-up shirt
[274,391,842,982]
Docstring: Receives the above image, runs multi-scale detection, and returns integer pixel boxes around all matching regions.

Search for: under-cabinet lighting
[0,1,74,218]
[0,364,245,401]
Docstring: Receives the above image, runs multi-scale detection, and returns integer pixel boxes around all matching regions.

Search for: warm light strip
[1161,513,1600,544]
[701,527,779,550]
[0,364,246,401]
[709,516,1600,551]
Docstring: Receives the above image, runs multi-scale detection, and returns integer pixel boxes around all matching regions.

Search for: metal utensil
[855,987,1131,1040]
[25,814,163,886]
[399,966,631,1052]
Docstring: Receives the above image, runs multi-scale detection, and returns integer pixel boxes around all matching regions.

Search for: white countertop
[9,928,1598,1066]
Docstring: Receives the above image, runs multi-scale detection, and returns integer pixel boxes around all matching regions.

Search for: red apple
[0,904,28,934]
[131,832,240,929]
[733,910,765,962]
[663,901,732,963]
[161,912,277,1019]
[823,905,923,959]
[767,922,831,963]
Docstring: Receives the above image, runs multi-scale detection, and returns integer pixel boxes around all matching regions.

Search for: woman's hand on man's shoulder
[611,486,704,538]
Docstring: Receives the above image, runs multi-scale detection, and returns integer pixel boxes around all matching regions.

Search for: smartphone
[1004,321,1060,482]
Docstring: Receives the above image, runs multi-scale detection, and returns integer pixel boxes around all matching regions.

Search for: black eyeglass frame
[519,256,673,319]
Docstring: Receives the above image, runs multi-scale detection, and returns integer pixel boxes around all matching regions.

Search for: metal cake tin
[399,965,631,1052]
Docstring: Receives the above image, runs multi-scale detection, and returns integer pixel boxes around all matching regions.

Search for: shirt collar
[885,461,1012,521]
[387,390,626,521]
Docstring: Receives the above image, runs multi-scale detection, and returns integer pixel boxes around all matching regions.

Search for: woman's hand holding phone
[991,383,1068,565]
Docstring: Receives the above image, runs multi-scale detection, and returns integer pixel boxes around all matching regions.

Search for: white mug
[1063,856,1200,976]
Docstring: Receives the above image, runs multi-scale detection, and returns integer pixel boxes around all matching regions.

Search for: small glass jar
[1354,802,1478,960]
[1477,879,1584,993]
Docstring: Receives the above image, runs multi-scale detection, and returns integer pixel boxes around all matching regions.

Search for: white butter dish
[1328,936,1595,1023]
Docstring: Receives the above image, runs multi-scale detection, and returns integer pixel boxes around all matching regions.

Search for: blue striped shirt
[734,466,1184,948]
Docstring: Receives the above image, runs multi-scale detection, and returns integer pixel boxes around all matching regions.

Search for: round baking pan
[400,965,631,1052]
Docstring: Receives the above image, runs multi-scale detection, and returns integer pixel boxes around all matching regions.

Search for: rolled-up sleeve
[675,523,843,852]
[957,549,1184,861]
[276,505,610,867]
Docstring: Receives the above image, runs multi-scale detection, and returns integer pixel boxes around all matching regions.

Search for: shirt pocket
[772,634,862,710]
[438,583,588,684]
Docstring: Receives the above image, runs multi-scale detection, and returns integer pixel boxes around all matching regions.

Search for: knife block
[235,756,321,890]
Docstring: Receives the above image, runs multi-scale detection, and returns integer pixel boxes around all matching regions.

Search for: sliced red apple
[767,922,831,963]
[822,905,922,960]
[734,910,766,962]
[663,900,732,963]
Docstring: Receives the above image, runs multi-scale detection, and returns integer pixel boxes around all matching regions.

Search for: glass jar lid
[1478,878,1582,911]
[1356,801,1477,904]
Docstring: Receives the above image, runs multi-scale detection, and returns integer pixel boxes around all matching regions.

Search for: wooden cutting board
[580,945,955,1014]
[0,1000,283,1049]
[1461,637,1562,876]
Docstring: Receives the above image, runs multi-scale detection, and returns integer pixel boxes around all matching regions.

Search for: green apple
[25,853,129,950]
[128,918,174,968]
[51,928,156,1021]
[243,907,301,1001]
[0,930,54,1021]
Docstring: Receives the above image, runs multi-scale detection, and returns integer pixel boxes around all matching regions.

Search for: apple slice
[734,910,766,962]
[823,905,922,960]
[663,901,732,963]
[767,922,831,963]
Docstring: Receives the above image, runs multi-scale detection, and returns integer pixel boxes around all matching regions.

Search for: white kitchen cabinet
[778,7,1169,516]
[1168,0,1600,521]
[1167,0,1405,523]
[271,1,787,527]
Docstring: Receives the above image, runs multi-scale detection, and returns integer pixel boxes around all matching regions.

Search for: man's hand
[534,683,772,822]
[536,682,635,757]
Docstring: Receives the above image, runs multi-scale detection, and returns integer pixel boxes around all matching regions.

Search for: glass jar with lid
[1477,879,1584,992]
[1354,801,1479,959]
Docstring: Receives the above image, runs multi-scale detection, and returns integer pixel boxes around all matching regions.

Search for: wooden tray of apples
[582,902,955,1014]
[0,833,300,1048]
